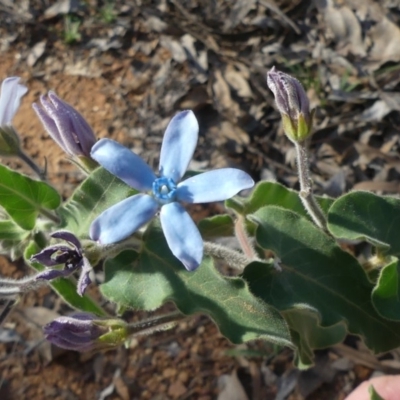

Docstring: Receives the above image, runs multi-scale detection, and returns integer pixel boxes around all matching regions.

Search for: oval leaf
[0,164,60,230]
[100,221,292,347]
[58,167,137,237]
[372,257,400,321]
[198,214,234,239]
[283,307,347,369]
[328,191,400,253]
[244,205,400,353]
[227,181,333,217]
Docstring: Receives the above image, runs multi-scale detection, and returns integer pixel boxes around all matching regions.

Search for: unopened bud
[44,312,129,352]
[32,92,96,159]
[267,66,314,143]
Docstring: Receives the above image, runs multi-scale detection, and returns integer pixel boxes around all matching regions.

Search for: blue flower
[89,110,254,271]
[0,77,28,156]
[0,77,27,126]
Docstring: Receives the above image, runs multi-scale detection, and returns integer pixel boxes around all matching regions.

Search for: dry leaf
[322,3,365,56]
[27,41,46,67]
[218,370,249,400]
[223,64,253,99]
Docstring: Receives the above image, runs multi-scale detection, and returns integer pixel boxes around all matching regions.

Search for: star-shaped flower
[90,110,254,271]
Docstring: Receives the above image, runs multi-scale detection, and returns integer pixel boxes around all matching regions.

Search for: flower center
[152,177,177,205]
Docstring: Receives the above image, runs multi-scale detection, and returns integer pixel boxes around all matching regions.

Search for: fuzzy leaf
[58,167,137,237]
[328,191,400,253]
[0,219,30,241]
[283,308,347,368]
[226,181,332,217]
[100,221,292,346]
[244,205,400,354]
[0,164,60,230]
[372,257,400,321]
[198,214,234,239]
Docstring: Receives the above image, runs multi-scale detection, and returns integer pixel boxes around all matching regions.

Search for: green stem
[38,206,61,225]
[126,311,187,336]
[17,150,46,181]
[294,141,328,232]
[100,236,142,259]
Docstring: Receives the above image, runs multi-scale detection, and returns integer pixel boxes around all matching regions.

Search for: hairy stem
[204,241,255,271]
[38,207,61,225]
[100,236,142,259]
[17,150,46,180]
[235,216,258,259]
[0,275,47,298]
[294,141,328,231]
[126,311,187,336]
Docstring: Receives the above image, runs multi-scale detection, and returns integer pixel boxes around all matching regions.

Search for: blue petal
[160,202,203,271]
[90,194,158,244]
[176,168,254,203]
[91,139,156,191]
[159,110,198,183]
[0,77,27,125]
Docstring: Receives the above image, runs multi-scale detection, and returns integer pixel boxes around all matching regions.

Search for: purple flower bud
[44,313,105,351]
[31,231,93,296]
[32,91,96,158]
[44,313,129,352]
[266,66,314,142]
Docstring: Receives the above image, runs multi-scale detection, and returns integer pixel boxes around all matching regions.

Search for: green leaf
[372,257,400,321]
[369,385,385,400]
[243,206,400,353]
[227,181,333,218]
[100,222,292,347]
[58,167,136,237]
[0,219,32,259]
[328,191,400,253]
[198,214,234,239]
[0,219,30,241]
[283,307,347,369]
[25,242,106,316]
[0,164,60,230]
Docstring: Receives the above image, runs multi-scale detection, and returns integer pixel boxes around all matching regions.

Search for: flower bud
[266,66,314,143]
[0,77,27,156]
[44,312,129,352]
[32,92,96,159]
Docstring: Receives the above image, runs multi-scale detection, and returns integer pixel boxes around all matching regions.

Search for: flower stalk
[204,241,254,271]
[294,141,327,231]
